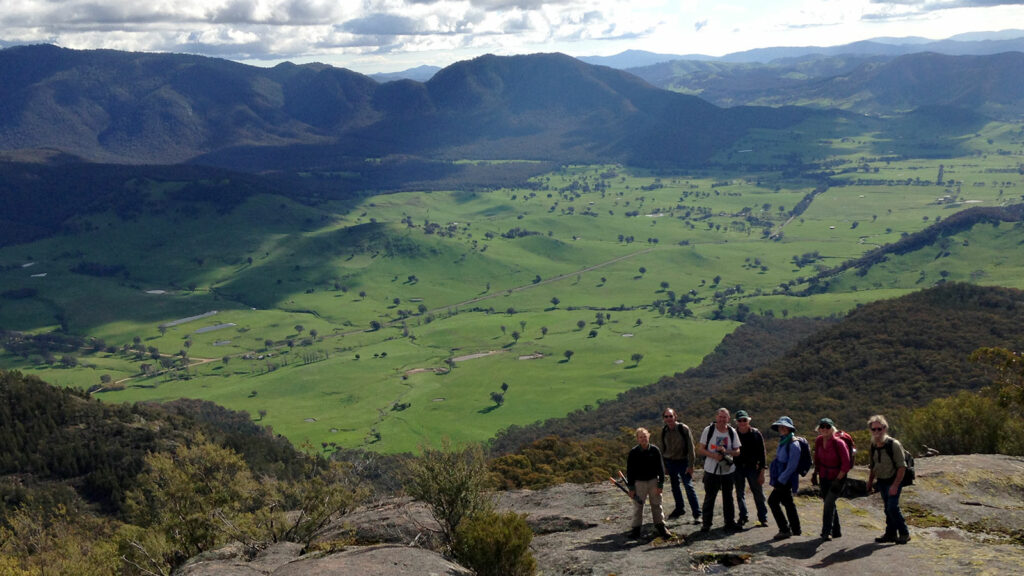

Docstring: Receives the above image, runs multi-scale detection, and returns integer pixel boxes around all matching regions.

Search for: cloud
[340,13,424,36]
[869,0,1024,9]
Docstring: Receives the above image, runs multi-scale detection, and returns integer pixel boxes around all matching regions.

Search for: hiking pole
[613,471,642,503]
[606,473,638,500]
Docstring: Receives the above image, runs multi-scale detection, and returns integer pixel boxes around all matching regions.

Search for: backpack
[835,430,856,464]
[703,423,738,453]
[661,423,692,459]
[871,438,916,486]
[795,436,813,477]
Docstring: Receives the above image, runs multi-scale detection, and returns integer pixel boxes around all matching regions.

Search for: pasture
[2,119,1023,453]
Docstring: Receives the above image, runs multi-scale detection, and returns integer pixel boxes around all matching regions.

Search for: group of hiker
[623,407,912,545]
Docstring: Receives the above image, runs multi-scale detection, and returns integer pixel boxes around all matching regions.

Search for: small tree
[294,325,304,335]
[490,391,505,407]
[540,326,548,337]
[631,353,644,366]
[405,441,493,544]
[550,296,560,308]
[971,347,1024,408]
[563,350,574,362]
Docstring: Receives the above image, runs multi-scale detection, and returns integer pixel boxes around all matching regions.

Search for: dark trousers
[768,484,801,534]
[734,464,768,523]
[664,458,701,518]
[701,472,735,528]
[820,477,843,537]
[876,479,908,537]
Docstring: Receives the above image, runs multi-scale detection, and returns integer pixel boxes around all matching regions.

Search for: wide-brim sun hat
[770,416,796,432]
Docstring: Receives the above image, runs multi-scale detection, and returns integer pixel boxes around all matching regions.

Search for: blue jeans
[664,459,701,518]
[876,479,908,537]
[734,464,767,523]
[820,477,843,536]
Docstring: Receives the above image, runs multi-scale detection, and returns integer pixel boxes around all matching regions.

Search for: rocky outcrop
[178,455,1023,575]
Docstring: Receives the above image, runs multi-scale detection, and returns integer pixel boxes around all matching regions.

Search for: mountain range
[0,45,816,170]
[4,42,1024,175]
[372,30,1024,80]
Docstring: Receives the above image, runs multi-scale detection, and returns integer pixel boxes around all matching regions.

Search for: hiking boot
[629,527,642,539]
[737,516,748,526]
[773,530,792,540]
[655,524,673,538]
[831,530,842,538]
[692,516,702,525]
[667,509,685,520]
[874,534,896,543]
[895,533,911,545]
[819,533,832,541]
[700,525,711,533]
[724,523,742,532]
[757,519,769,527]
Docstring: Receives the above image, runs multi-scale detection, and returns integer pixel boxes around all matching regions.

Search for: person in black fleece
[626,427,671,539]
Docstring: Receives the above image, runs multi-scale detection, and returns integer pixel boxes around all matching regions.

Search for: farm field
[2,119,1023,453]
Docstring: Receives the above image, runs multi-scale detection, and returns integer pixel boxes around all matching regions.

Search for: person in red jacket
[812,417,851,541]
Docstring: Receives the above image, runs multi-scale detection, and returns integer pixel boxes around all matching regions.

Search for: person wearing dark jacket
[626,427,671,539]
[734,410,768,527]
[657,407,701,524]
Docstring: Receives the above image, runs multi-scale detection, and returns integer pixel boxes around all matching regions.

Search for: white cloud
[0,0,1019,72]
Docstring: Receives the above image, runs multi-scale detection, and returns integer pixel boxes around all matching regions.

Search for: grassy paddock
[2,120,1023,453]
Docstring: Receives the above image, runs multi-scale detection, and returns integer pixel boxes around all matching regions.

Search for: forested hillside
[491,283,1024,455]
[631,51,1024,119]
[0,370,308,514]
[0,46,816,168]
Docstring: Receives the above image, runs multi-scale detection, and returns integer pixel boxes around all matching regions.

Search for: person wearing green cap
[813,417,851,541]
[733,410,768,527]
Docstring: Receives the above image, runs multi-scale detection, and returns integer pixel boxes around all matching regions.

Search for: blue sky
[1,1,1022,73]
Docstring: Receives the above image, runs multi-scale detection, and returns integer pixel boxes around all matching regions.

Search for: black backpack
[794,436,813,477]
[871,438,916,486]
[661,424,692,459]
[703,423,738,458]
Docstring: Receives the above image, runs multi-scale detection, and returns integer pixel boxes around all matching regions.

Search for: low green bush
[902,390,1024,456]
[454,510,536,576]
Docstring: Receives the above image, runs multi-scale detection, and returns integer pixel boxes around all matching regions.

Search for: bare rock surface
[176,455,1024,575]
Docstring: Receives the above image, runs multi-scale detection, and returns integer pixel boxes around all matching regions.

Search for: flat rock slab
[178,455,1023,575]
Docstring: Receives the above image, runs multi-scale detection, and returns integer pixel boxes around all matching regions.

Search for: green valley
[2,118,1023,453]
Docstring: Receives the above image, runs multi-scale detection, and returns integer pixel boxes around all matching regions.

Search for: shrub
[902,391,1024,456]
[454,510,536,576]
[405,440,493,544]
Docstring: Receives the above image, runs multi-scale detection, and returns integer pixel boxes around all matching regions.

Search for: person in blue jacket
[768,416,802,540]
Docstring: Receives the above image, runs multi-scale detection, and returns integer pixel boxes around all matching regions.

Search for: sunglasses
[663,415,674,419]
[736,418,749,423]
[818,424,832,429]
[870,427,885,432]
